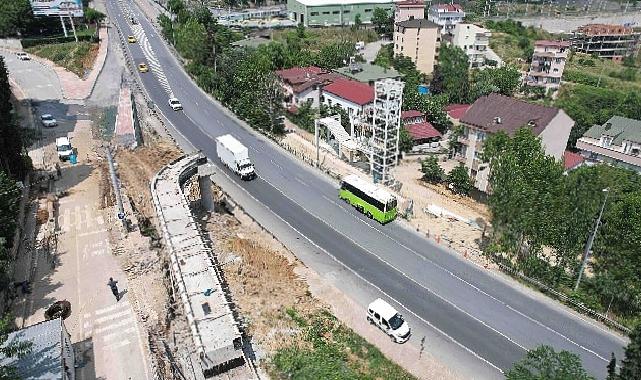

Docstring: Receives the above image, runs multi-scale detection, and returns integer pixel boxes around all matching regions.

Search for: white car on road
[367,298,411,343]
[168,98,183,111]
[40,114,58,127]
[16,52,30,61]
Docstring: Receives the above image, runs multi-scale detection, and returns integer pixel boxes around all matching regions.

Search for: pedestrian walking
[108,277,119,301]
[55,163,62,178]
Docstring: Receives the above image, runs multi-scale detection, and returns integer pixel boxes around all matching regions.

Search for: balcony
[458,135,469,144]
[576,139,641,169]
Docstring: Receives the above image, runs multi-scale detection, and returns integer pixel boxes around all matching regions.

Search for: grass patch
[26,41,99,77]
[564,52,641,91]
[272,26,378,51]
[271,309,416,380]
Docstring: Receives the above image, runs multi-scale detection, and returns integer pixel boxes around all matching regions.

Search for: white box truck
[216,134,256,180]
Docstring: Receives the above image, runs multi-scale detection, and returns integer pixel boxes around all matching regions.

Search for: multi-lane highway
[105,0,627,378]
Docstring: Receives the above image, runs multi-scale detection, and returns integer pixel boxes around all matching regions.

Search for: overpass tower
[371,79,404,185]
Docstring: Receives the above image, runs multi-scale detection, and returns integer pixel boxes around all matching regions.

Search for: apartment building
[576,116,641,172]
[456,93,574,192]
[526,40,570,91]
[393,18,440,75]
[427,3,465,33]
[570,23,641,62]
[394,0,424,22]
[451,23,492,68]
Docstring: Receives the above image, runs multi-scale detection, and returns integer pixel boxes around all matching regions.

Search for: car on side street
[127,35,136,43]
[56,137,73,161]
[40,114,57,127]
[367,298,411,343]
[138,63,148,73]
[168,98,183,111]
[16,52,30,61]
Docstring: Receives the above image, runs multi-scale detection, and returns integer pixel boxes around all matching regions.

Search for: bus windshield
[386,198,397,212]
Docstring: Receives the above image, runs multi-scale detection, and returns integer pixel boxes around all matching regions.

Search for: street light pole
[574,188,609,291]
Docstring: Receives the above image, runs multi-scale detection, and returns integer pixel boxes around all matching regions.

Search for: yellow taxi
[127,35,136,43]
[138,63,149,73]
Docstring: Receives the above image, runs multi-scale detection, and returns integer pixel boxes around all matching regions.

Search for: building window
[322,11,330,14]
[601,135,613,147]
[311,11,319,16]
[365,8,372,12]
[344,9,350,13]
[332,10,339,14]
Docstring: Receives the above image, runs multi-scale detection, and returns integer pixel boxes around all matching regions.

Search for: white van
[56,137,73,161]
[367,298,411,343]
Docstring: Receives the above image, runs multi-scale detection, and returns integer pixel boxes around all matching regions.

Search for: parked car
[168,98,182,111]
[40,114,57,127]
[56,137,73,161]
[367,298,411,343]
[127,35,136,43]
[138,63,148,73]
[16,52,30,61]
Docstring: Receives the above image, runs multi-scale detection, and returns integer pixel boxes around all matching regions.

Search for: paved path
[1,50,62,101]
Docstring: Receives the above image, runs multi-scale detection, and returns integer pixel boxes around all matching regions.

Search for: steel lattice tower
[371,79,404,185]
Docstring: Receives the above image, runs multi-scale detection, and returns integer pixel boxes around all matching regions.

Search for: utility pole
[574,188,609,291]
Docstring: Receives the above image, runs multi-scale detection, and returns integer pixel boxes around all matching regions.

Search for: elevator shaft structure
[371,79,404,185]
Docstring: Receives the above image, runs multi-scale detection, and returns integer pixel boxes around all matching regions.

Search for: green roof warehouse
[287,0,396,26]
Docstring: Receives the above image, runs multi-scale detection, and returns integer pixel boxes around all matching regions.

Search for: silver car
[41,114,58,127]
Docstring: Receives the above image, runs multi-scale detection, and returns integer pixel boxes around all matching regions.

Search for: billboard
[30,0,84,18]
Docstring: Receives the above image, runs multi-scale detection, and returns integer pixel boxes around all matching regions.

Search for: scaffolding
[371,79,404,185]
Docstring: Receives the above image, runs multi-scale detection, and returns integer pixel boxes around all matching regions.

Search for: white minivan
[367,298,411,343]
[56,137,73,161]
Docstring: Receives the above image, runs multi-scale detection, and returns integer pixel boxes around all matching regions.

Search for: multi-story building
[287,0,394,27]
[526,40,570,91]
[451,23,492,68]
[275,66,343,109]
[394,0,424,22]
[393,18,440,75]
[427,3,465,33]
[576,116,641,172]
[569,23,641,62]
[322,79,375,117]
[456,93,574,192]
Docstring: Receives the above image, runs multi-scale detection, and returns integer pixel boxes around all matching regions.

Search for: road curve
[105,0,627,378]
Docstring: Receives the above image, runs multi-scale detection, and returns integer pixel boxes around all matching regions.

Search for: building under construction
[569,23,641,62]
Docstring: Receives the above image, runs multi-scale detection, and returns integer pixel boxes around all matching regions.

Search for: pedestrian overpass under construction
[151,153,246,377]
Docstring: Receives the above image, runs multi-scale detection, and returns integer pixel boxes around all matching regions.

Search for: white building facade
[451,23,493,68]
[427,3,465,33]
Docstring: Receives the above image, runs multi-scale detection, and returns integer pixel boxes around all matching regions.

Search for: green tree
[316,41,356,69]
[0,314,32,379]
[0,57,30,179]
[353,14,362,30]
[399,127,413,153]
[290,101,317,132]
[484,129,565,271]
[421,155,444,183]
[175,18,208,64]
[0,0,34,37]
[158,14,174,42]
[371,8,393,37]
[619,325,641,379]
[506,346,595,380]
[606,353,617,380]
[167,0,185,14]
[447,164,473,195]
[431,45,470,103]
[84,7,106,25]
[469,65,521,102]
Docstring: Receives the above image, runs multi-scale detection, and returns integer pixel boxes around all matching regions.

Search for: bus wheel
[366,211,373,219]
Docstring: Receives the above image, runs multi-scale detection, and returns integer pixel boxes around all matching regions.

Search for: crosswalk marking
[59,205,106,233]
[94,308,131,324]
[93,299,128,316]
[93,316,136,335]
[82,300,139,348]
[103,327,136,342]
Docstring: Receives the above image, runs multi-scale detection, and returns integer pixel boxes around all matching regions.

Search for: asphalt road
[105,0,627,378]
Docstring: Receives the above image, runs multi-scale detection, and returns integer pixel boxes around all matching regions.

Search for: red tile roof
[322,80,375,106]
[460,93,560,136]
[433,3,463,11]
[402,110,423,119]
[276,66,344,94]
[406,122,442,140]
[564,150,584,170]
[535,40,571,48]
[397,0,425,8]
[445,104,470,120]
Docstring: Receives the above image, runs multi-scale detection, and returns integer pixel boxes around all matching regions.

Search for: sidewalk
[12,119,149,380]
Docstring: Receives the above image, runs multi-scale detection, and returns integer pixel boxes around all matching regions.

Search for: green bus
[339,174,398,224]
